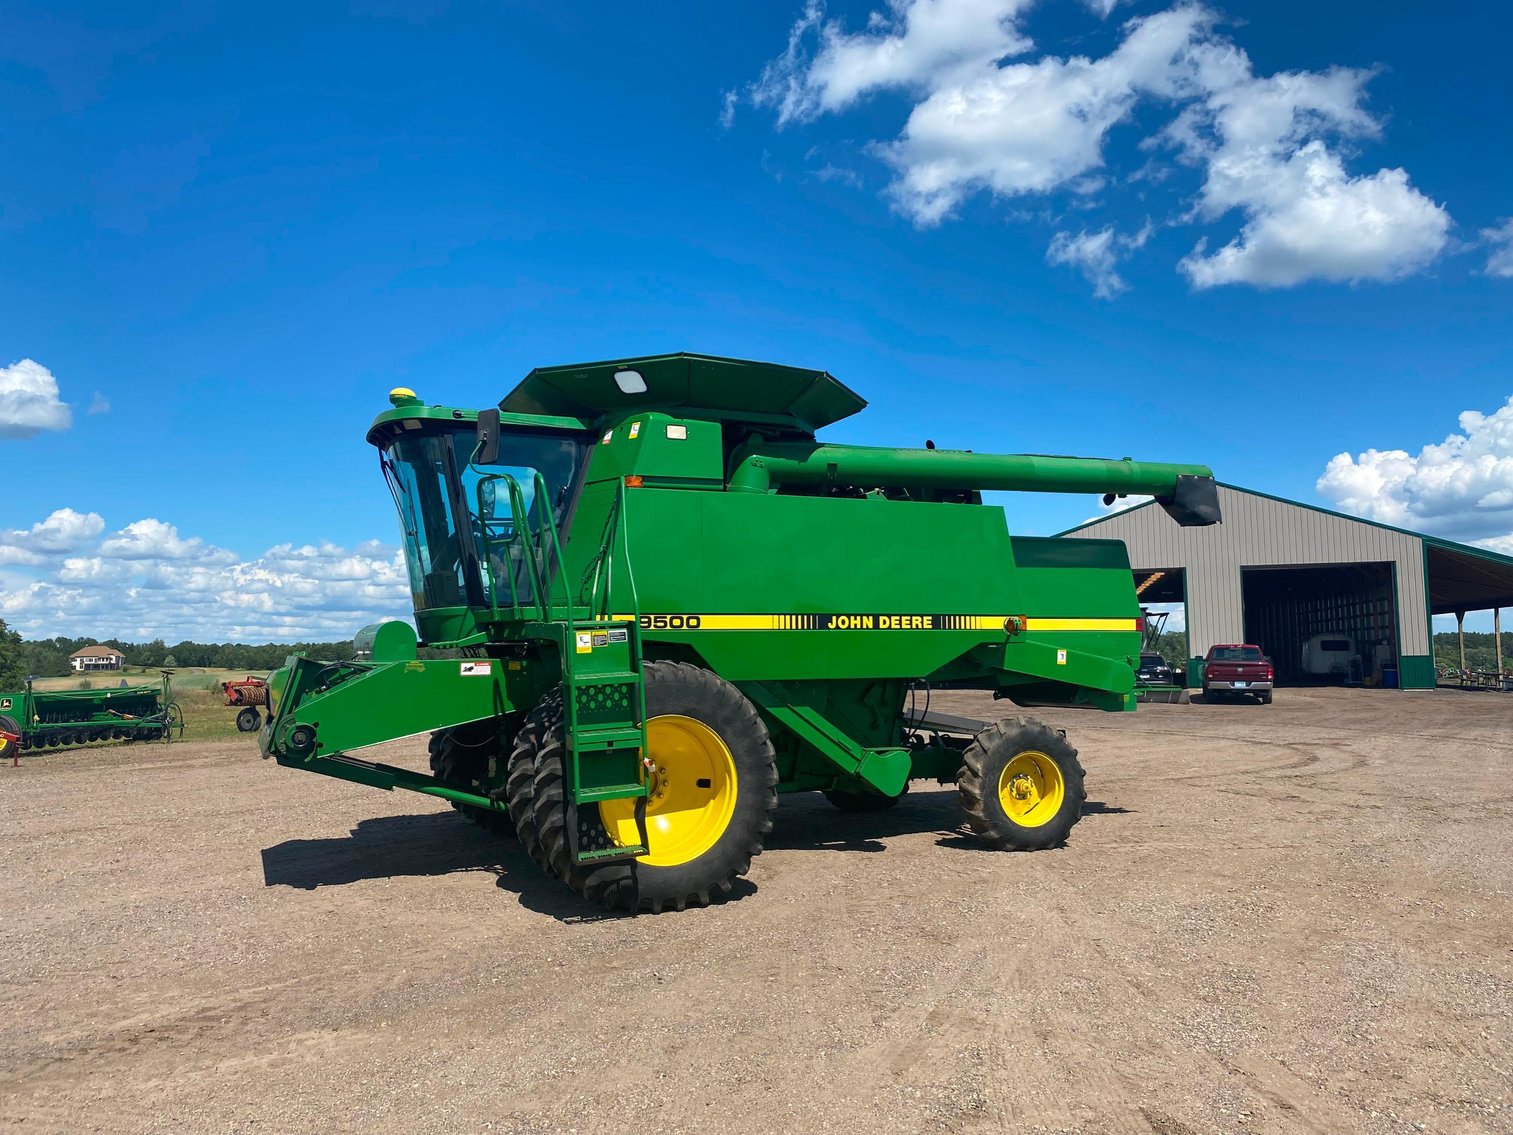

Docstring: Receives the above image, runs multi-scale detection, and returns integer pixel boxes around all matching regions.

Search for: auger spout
[726,442,1221,526]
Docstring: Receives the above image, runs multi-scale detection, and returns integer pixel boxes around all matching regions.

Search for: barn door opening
[1241,563,1399,686]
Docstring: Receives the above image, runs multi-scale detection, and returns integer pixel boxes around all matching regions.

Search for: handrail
[583,490,622,621]
[474,475,519,618]
[471,469,574,625]
[504,476,544,614]
[617,477,642,631]
[529,470,571,614]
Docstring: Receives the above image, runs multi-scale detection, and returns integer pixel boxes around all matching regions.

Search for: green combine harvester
[261,354,1219,912]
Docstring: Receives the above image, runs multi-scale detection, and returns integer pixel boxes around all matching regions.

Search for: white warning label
[460,660,493,676]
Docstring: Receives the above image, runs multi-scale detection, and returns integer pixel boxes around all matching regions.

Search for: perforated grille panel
[574,682,634,726]
[577,815,618,854]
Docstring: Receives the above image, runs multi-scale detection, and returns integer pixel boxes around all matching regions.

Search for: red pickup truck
[1203,644,1274,704]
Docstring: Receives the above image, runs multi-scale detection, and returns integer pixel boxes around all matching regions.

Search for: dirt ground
[1,687,1509,1135]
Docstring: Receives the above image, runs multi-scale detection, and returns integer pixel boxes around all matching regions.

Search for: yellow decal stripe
[612,614,1138,632]
[1023,618,1141,632]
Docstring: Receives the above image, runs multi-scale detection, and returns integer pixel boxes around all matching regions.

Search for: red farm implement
[222,677,270,733]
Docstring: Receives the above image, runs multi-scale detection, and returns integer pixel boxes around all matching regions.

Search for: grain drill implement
[0,671,182,756]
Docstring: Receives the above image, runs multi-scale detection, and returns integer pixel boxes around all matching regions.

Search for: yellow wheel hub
[599,714,737,868]
[996,750,1065,828]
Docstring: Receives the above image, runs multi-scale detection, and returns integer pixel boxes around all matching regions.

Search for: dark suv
[1135,652,1182,688]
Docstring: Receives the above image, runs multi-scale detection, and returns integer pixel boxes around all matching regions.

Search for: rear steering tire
[959,716,1085,851]
[528,661,778,914]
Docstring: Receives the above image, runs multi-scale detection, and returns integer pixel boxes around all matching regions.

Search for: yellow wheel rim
[599,714,737,868]
[996,750,1065,828]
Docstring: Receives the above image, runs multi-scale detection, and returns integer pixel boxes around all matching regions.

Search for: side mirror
[477,409,501,465]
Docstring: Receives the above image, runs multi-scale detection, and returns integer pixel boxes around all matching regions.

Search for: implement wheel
[531,661,778,914]
[0,714,18,760]
[428,718,518,838]
[236,707,261,733]
[959,716,1084,850]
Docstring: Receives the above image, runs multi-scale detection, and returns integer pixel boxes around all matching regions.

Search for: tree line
[1147,630,1189,672]
[1,624,356,683]
[8,620,1498,687]
[1434,631,1513,673]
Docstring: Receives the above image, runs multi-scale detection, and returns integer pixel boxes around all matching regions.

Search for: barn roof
[1060,482,1513,615]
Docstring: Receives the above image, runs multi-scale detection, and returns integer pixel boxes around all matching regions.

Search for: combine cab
[260,353,1220,912]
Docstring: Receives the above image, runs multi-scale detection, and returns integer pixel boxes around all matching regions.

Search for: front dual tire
[512,661,778,914]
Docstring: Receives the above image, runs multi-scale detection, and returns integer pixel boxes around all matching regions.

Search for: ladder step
[574,782,649,803]
[571,729,645,751]
[575,843,647,863]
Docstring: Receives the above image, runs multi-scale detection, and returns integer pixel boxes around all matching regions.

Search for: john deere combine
[261,354,1219,912]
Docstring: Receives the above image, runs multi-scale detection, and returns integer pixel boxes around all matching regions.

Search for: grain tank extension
[260,354,1219,913]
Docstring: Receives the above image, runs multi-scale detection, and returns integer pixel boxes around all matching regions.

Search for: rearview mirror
[477,409,501,465]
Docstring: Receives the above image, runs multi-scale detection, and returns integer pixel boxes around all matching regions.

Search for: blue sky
[1,0,1510,640]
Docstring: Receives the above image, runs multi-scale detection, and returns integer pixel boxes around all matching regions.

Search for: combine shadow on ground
[1084,799,1132,815]
[767,789,1136,855]
[260,811,610,922]
[261,812,505,889]
[764,790,963,854]
[262,791,1134,917]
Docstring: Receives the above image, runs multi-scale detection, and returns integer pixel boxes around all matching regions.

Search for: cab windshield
[380,425,590,611]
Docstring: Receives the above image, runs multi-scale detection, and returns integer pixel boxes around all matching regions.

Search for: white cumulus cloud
[0,510,414,641]
[0,359,72,439]
[1316,395,1513,545]
[880,6,1213,225]
[0,508,106,565]
[1483,218,1513,278]
[747,0,1452,292]
[1172,67,1451,287]
[1047,222,1151,297]
[754,0,1036,126]
[98,518,235,563]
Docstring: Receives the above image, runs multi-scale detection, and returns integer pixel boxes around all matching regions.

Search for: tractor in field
[259,354,1219,912]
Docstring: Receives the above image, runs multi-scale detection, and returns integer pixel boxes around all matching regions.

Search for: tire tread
[958,715,1085,851]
